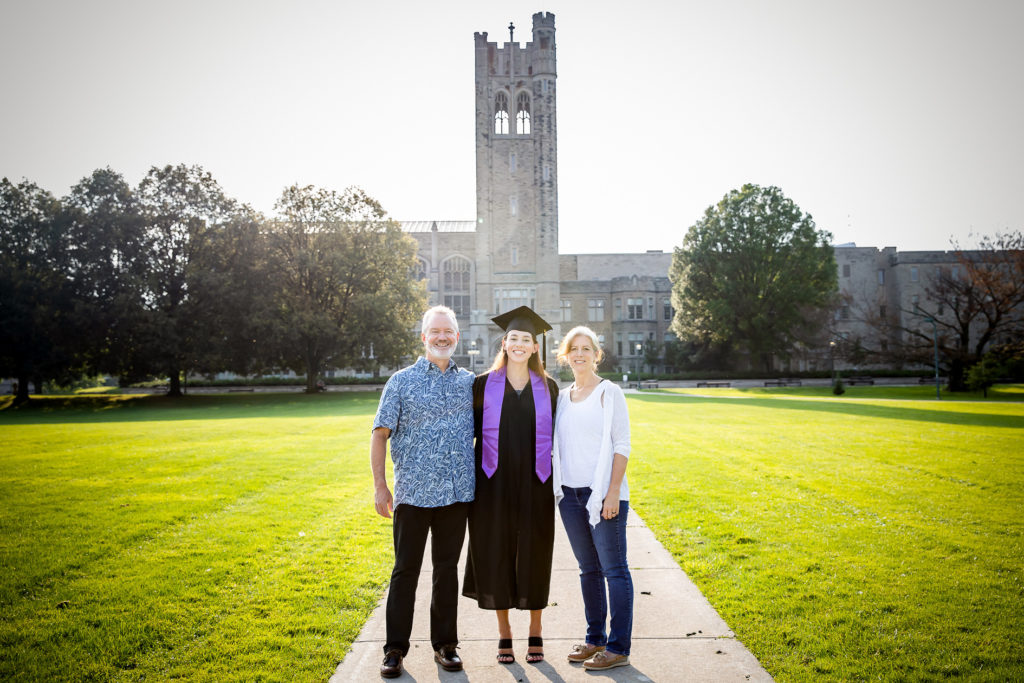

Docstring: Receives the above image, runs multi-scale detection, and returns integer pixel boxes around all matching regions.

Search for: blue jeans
[559,486,633,656]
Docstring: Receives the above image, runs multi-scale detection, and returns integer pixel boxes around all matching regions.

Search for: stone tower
[472,12,560,360]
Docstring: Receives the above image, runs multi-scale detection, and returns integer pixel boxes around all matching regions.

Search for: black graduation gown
[462,371,559,610]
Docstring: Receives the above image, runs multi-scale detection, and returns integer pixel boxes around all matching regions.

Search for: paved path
[331,511,773,682]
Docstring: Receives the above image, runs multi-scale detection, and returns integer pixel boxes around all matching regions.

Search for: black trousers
[385,501,469,655]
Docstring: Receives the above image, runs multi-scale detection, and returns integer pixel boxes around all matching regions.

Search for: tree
[135,164,236,396]
[915,232,1024,391]
[265,185,426,392]
[60,168,147,381]
[670,184,838,372]
[854,232,1024,391]
[0,178,66,404]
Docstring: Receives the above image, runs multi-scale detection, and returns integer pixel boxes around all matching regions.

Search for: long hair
[488,332,549,377]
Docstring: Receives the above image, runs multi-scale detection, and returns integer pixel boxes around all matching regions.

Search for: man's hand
[370,427,393,518]
[375,484,394,519]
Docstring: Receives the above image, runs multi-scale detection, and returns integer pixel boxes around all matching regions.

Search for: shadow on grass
[0,392,382,424]
[632,392,1024,429]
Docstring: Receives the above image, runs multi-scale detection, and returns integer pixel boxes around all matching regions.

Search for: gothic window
[442,256,471,316]
[543,164,551,181]
[842,264,851,277]
[561,299,572,322]
[587,299,605,322]
[663,298,672,321]
[516,92,531,134]
[509,152,516,174]
[494,92,509,135]
[509,196,518,216]
[411,258,427,281]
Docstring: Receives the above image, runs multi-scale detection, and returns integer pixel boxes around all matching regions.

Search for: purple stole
[481,367,553,482]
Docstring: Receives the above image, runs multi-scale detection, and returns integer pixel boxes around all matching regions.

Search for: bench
[845,376,875,385]
[638,380,660,390]
[764,379,802,387]
[696,381,731,388]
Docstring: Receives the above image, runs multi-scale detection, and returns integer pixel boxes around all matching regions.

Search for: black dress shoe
[434,644,463,672]
[380,648,403,678]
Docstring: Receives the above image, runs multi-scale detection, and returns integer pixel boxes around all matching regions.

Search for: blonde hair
[557,326,605,365]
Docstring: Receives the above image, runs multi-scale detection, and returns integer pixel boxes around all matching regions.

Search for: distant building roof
[401,220,476,233]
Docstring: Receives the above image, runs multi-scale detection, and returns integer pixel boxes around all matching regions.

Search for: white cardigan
[552,379,631,527]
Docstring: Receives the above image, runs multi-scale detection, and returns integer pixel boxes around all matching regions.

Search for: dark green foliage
[670,184,837,372]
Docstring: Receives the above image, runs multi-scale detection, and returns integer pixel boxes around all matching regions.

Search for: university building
[402,13,675,374]
[400,13,1012,376]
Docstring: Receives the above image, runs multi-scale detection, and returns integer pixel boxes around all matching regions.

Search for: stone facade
[401,14,1011,376]
[402,13,674,374]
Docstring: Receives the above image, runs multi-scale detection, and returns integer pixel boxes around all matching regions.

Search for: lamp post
[467,338,480,374]
[913,305,941,401]
[829,340,837,386]
[630,342,638,385]
[924,315,940,400]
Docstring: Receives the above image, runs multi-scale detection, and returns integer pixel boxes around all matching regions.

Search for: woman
[463,306,559,664]
[552,325,633,671]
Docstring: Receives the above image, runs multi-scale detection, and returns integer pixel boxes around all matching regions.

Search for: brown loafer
[567,642,605,663]
[380,648,403,678]
[583,650,630,670]
[434,644,463,672]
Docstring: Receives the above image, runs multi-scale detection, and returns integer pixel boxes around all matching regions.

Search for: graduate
[462,305,559,664]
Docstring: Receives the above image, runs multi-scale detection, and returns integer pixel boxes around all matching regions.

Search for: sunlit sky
[2,0,1021,254]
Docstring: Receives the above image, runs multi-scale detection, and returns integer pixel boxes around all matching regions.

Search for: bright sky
[2,0,1021,254]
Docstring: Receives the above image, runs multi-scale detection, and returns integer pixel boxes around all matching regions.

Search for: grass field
[631,388,1024,681]
[0,393,395,682]
[1,389,1022,681]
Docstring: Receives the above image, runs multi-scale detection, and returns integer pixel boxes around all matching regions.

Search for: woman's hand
[601,490,620,520]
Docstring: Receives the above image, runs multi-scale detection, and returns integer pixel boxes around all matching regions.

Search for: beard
[427,342,455,360]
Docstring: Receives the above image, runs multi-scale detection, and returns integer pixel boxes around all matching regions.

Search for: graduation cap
[491,305,553,367]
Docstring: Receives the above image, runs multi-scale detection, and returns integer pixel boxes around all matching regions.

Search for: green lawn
[631,388,1024,681]
[1,390,1022,681]
[0,393,394,682]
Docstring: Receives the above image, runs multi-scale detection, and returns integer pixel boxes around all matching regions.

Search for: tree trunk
[167,367,182,397]
[304,345,320,394]
[14,373,30,404]
[948,358,967,392]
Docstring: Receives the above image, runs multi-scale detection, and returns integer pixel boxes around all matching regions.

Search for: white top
[557,387,604,487]
[552,380,632,528]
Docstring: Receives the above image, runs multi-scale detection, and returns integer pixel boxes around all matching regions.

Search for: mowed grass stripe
[1,394,391,682]
[630,392,1023,681]
[2,390,1022,681]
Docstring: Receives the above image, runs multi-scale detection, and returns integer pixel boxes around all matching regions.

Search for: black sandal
[526,636,544,664]
[497,638,515,664]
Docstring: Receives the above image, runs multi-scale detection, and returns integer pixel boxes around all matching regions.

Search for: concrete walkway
[331,511,773,682]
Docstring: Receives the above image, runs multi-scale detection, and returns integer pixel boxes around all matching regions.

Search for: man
[370,305,475,678]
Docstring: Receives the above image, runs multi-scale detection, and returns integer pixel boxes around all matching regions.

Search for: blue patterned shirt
[373,356,475,508]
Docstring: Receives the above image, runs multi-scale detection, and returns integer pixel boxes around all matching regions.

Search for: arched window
[412,258,428,281]
[494,92,509,135]
[442,256,471,316]
[516,92,531,134]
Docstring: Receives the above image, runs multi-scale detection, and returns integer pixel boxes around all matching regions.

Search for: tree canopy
[670,184,837,371]
[1,167,426,399]
[266,185,426,392]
